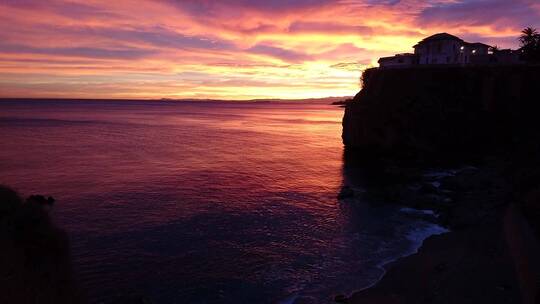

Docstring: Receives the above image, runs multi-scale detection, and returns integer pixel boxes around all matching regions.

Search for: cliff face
[342,66,540,161]
[342,66,540,304]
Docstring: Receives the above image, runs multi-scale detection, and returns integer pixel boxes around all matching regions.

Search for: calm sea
[0,99,445,304]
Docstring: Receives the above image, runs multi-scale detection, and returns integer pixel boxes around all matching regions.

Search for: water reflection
[0,100,444,304]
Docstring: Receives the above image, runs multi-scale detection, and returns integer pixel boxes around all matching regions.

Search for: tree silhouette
[519,27,540,62]
[520,27,538,44]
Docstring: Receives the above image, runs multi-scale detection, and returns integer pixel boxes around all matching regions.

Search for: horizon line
[0,96,353,103]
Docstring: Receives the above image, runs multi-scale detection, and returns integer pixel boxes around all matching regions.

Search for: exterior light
[472,50,476,54]
[460,46,465,50]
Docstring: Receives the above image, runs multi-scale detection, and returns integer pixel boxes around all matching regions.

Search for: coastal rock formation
[0,186,81,304]
[342,65,540,162]
[341,65,540,303]
[342,65,540,236]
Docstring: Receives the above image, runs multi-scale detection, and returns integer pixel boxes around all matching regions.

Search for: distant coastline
[0,96,352,104]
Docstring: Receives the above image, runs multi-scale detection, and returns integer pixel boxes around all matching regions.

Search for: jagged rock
[338,186,355,199]
[27,194,55,206]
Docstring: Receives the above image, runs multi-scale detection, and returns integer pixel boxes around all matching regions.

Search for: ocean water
[0,99,445,304]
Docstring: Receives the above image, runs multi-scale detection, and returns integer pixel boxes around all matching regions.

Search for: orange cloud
[0,0,538,99]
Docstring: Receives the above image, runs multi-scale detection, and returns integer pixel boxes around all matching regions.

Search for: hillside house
[378,33,521,68]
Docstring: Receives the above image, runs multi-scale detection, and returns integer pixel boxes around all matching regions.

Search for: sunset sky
[1,0,539,100]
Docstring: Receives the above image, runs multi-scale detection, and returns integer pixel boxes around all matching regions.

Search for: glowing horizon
[1,0,539,100]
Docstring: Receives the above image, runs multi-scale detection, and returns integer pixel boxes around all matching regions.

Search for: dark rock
[342,66,540,164]
[0,185,80,304]
[27,194,55,206]
[0,185,20,218]
[334,294,347,303]
[435,262,448,273]
[332,98,353,106]
[338,186,355,199]
[419,183,439,194]
[383,166,425,182]
[112,295,154,304]
[497,283,512,291]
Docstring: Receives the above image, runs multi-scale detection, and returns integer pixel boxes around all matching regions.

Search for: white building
[413,33,490,65]
[378,33,507,68]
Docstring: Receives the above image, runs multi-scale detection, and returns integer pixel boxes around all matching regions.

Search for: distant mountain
[159,96,352,104]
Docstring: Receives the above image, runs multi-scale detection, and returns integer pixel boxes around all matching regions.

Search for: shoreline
[345,221,518,304]
[337,162,531,303]
[351,221,450,298]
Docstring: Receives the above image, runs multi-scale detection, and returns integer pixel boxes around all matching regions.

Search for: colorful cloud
[0,0,538,99]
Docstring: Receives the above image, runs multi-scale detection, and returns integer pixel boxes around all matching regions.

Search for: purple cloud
[0,43,156,59]
[2,0,121,19]
[169,0,333,13]
[417,0,540,29]
[247,44,312,62]
[288,21,373,34]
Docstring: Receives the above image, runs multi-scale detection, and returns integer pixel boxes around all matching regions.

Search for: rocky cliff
[342,64,540,241]
[342,65,540,162]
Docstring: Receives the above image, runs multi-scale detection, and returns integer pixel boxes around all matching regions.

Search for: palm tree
[519,27,538,43]
[520,27,538,46]
[519,27,540,62]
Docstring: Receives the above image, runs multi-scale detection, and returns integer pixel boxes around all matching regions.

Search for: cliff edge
[341,65,540,303]
[342,65,540,162]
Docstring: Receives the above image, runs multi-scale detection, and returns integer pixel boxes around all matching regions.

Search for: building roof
[465,42,492,48]
[378,53,417,63]
[414,33,463,48]
[422,33,463,42]
[395,53,417,56]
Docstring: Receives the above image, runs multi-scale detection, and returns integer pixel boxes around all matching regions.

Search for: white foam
[405,225,449,251]
[431,181,441,188]
[423,170,455,179]
[399,207,436,217]
[278,294,299,304]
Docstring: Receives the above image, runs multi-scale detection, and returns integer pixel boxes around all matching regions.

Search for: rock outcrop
[341,65,540,304]
[342,65,540,163]
[0,186,81,304]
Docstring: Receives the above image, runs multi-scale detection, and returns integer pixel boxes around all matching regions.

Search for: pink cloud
[0,0,537,99]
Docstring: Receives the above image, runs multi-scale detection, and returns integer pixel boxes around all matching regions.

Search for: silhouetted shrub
[360,67,377,89]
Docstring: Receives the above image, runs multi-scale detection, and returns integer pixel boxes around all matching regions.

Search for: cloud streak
[0,0,538,99]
